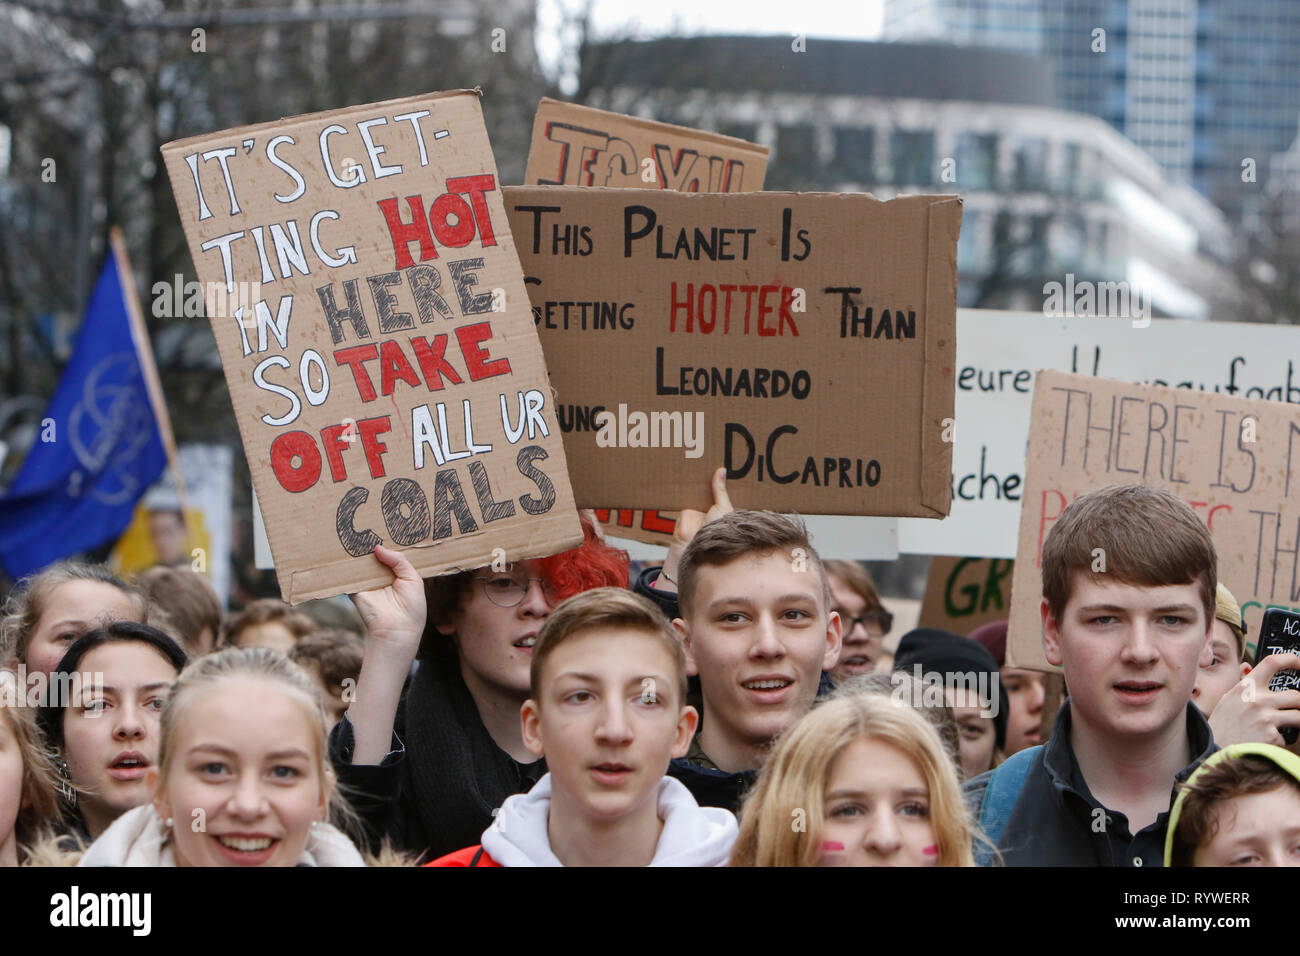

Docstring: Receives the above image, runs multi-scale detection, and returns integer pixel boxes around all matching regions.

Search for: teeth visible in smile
[218,836,273,852]
[516,637,536,647]
[745,680,791,690]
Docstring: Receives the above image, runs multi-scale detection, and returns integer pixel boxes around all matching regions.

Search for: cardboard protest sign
[525,98,768,191]
[534,104,766,534]
[919,556,1015,635]
[1007,370,1300,670]
[505,187,961,516]
[162,90,582,603]
[899,311,1300,558]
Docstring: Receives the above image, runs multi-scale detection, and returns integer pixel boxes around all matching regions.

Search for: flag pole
[108,227,191,536]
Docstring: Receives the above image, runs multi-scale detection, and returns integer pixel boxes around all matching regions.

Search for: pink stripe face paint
[818,840,847,865]
[922,845,939,857]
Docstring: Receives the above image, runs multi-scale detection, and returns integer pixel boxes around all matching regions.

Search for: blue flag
[0,246,168,577]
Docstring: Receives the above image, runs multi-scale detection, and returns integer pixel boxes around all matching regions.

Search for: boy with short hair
[1202,582,1300,747]
[224,597,315,653]
[1191,583,1251,717]
[335,519,628,861]
[427,587,737,866]
[1165,743,1300,866]
[134,565,223,657]
[966,483,1219,866]
[290,628,365,728]
[666,510,843,811]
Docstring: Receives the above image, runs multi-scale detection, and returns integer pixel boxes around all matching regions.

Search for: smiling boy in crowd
[666,510,843,812]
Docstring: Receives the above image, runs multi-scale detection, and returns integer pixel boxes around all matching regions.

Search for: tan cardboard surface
[1007,370,1300,669]
[162,90,582,603]
[525,98,768,190]
[506,186,961,516]
[534,103,765,541]
[919,556,1016,635]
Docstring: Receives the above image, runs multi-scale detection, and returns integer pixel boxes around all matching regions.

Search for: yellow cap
[1215,582,1246,655]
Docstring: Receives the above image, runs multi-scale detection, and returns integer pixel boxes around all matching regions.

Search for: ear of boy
[520,699,545,759]
[1041,598,1063,668]
[823,612,844,671]
[674,706,700,758]
[674,618,700,677]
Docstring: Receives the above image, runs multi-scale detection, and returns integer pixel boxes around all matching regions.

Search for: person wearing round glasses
[330,515,630,862]
[823,560,893,684]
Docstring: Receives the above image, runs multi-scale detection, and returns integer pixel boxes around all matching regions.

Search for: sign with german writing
[525,98,768,191]
[505,186,961,516]
[162,90,582,603]
[919,556,1015,635]
[898,311,1300,559]
[1007,370,1300,669]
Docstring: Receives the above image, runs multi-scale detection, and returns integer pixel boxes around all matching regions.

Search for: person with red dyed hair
[330,513,630,861]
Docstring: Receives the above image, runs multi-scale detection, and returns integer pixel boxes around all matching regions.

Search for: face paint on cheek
[818,840,846,864]
[923,844,939,863]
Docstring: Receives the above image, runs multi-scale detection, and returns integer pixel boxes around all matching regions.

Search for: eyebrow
[1076,603,1198,614]
[95,682,172,696]
[552,672,670,687]
[265,749,312,761]
[188,745,311,761]
[707,593,819,610]
[553,671,602,684]
[826,787,929,800]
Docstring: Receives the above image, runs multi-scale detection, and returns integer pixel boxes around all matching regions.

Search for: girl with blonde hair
[1,561,147,680]
[0,669,63,865]
[731,691,982,866]
[78,646,366,866]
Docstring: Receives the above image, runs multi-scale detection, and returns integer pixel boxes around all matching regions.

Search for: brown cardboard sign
[528,102,766,537]
[524,98,769,191]
[161,90,582,603]
[504,186,961,516]
[1007,369,1300,669]
[919,556,1015,635]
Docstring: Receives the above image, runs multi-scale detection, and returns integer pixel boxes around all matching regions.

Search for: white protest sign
[898,310,1300,559]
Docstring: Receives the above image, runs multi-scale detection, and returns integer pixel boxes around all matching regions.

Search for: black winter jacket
[328,653,545,862]
[963,701,1217,866]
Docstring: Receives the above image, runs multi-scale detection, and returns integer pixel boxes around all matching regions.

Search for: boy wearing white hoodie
[426,587,738,867]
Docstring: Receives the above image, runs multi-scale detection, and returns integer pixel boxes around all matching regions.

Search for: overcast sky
[536,0,886,90]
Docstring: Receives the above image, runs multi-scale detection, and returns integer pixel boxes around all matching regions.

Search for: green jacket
[1163,742,1300,866]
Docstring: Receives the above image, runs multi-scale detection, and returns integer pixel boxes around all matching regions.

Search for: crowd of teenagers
[3,469,1300,867]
